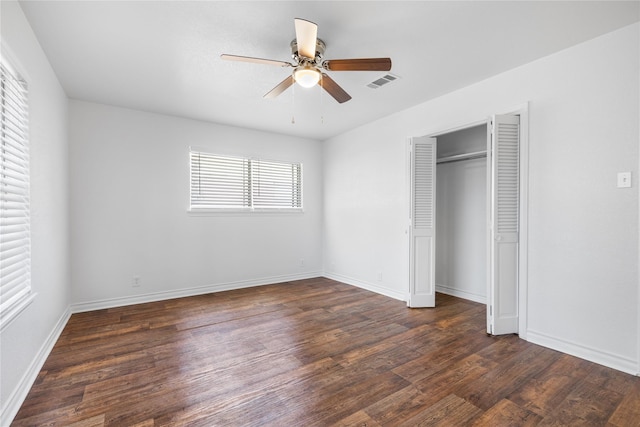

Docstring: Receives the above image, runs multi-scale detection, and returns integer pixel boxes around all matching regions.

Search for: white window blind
[0,61,32,328]
[252,159,302,208]
[190,150,302,211]
[190,152,251,208]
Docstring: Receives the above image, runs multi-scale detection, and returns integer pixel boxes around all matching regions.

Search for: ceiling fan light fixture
[294,66,321,88]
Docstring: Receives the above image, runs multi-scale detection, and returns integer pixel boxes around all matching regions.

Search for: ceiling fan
[221,18,392,103]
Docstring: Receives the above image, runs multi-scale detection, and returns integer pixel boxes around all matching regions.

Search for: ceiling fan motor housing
[290,38,326,63]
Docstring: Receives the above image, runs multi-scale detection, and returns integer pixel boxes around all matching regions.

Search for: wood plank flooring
[12,278,640,426]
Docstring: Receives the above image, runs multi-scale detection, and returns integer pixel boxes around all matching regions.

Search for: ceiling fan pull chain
[320,74,324,124]
[291,80,296,124]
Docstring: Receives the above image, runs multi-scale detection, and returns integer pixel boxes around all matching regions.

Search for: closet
[435,125,488,304]
[409,114,521,335]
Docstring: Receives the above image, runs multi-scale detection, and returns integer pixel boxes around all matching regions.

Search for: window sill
[0,292,37,332]
[188,208,304,217]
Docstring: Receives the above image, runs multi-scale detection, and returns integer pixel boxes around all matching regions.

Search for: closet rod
[437,150,487,164]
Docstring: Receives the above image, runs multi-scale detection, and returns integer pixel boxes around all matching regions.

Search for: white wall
[324,23,639,374]
[435,126,487,303]
[323,119,409,300]
[69,101,323,309]
[0,1,71,424]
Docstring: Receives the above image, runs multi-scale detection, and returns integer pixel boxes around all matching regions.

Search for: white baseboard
[71,271,323,313]
[526,329,638,376]
[1,306,72,426]
[323,272,406,302]
[435,283,487,304]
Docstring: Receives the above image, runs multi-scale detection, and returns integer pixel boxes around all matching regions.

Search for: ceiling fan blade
[294,18,318,59]
[320,73,352,103]
[221,54,292,67]
[323,58,392,72]
[264,75,295,99]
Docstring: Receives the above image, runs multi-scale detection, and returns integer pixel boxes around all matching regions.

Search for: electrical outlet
[377,272,383,282]
[299,259,305,267]
[132,275,141,287]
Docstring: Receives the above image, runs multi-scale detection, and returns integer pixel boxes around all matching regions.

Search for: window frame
[0,52,35,331]
[188,149,304,214]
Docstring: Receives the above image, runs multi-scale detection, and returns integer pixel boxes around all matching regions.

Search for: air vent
[367,73,399,89]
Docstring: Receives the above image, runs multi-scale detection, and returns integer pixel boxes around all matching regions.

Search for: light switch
[617,172,632,188]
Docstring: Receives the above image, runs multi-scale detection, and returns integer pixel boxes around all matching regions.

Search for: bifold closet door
[487,114,520,335]
[408,136,436,308]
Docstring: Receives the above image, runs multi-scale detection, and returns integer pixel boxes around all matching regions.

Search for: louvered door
[488,115,520,334]
[408,137,436,308]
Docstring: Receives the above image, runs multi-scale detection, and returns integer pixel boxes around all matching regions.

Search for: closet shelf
[437,150,487,164]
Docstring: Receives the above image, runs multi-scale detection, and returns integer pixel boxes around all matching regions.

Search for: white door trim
[409,103,529,337]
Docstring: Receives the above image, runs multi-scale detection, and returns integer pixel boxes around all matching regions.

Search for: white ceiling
[18,1,640,140]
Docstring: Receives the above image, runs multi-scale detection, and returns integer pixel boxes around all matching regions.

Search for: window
[190,150,303,211]
[0,60,33,329]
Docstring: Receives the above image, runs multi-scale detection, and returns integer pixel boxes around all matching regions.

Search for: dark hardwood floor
[12,278,640,426]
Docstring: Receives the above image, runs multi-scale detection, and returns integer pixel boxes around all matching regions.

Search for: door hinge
[489,305,493,316]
